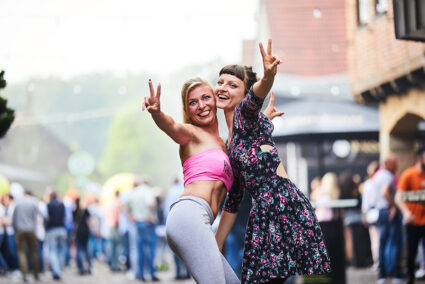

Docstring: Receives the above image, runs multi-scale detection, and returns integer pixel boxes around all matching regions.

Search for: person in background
[152,187,167,271]
[73,197,92,275]
[45,191,67,280]
[310,172,341,222]
[87,196,103,261]
[0,198,9,274]
[105,191,121,272]
[361,160,380,271]
[163,178,190,280]
[12,190,41,282]
[339,170,363,266]
[118,201,131,272]
[395,149,425,284]
[36,196,47,274]
[1,194,19,273]
[63,195,74,267]
[373,155,404,284]
[125,178,159,282]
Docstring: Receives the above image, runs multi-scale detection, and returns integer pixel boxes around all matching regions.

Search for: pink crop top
[182,148,233,192]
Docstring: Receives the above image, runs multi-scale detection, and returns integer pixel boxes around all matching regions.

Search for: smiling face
[185,84,217,127]
[215,73,246,111]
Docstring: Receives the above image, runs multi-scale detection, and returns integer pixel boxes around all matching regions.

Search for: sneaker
[377,279,386,284]
[416,267,425,279]
[392,278,405,283]
[370,263,379,273]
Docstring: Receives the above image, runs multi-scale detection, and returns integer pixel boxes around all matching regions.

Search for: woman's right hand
[142,79,161,114]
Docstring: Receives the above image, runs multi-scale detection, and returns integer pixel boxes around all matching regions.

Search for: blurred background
[0,0,424,283]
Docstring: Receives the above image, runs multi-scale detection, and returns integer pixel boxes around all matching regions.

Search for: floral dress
[223,88,331,283]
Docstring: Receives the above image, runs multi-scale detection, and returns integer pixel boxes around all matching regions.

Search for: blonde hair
[181,77,212,124]
[321,172,340,200]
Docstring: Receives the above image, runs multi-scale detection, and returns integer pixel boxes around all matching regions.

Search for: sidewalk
[2,261,425,284]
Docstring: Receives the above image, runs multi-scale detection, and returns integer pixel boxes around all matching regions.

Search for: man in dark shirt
[45,191,66,280]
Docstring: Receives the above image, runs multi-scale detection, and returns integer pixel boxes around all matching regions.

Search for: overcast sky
[0,0,258,83]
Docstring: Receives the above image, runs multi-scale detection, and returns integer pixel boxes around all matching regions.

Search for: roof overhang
[271,99,380,142]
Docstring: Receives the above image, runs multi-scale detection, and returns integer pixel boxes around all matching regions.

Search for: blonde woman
[311,172,340,222]
[143,77,239,284]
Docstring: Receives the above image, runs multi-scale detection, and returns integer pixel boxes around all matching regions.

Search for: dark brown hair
[219,65,257,95]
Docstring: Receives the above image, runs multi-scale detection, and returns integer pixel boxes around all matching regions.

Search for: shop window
[375,0,388,14]
[357,0,370,26]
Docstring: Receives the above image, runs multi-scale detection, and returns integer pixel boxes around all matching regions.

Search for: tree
[0,71,15,138]
[98,99,181,187]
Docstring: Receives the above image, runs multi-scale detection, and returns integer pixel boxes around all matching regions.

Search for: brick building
[347,0,425,172]
[247,0,425,176]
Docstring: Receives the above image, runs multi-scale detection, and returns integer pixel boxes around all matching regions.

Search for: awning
[271,99,380,141]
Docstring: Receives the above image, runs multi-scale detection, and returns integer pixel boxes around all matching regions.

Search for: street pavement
[2,261,425,284]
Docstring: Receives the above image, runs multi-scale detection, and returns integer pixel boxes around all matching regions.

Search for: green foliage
[3,73,153,159]
[0,96,15,138]
[98,99,180,187]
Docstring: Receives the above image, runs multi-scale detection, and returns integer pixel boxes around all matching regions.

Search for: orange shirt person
[395,149,425,284]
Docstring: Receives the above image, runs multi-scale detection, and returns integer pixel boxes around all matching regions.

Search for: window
[357,0,370,25]
[375,0,388,14]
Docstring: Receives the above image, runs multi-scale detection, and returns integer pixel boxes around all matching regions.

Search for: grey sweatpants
[166,196,239,284]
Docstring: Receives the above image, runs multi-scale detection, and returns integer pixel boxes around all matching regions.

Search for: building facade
[347,0,425,173]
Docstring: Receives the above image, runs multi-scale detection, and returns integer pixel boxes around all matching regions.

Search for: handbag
[366,207,379,224]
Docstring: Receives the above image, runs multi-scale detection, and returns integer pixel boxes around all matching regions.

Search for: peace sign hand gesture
[142,80,161,114]
[264,92,284,120]
[259,39,281,79]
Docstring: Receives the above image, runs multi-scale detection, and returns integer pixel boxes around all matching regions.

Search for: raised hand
[263,92,284,120]
[142,79,161,114]
[259,39,281,79]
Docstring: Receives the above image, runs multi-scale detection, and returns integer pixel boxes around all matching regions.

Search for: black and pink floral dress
[223,88,331,283]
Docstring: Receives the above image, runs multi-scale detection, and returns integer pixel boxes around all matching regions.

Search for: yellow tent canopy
[0,175,10,195]
[100,173,136,205]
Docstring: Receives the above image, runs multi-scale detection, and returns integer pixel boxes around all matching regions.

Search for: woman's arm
[143,80,193,145]
[215,211,237,252]
[253,39,281,100]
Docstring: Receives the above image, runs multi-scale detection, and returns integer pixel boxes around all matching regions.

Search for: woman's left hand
[259,39,281,78]
[263,92,284,120]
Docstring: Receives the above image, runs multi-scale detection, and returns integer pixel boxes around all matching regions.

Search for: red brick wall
[346,0,425,97]
[265,0,347,76]
[242,39,255,67]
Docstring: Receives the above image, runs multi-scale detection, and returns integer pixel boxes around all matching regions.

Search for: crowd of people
[310,149,425,284]
[2,150,424,284]
[0,176,196,282]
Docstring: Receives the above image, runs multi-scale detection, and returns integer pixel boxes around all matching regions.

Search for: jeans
[4,234,18,270]
[136,221,157,280]
[46,227,67,277]
[376,209,403,279]
[108,228,121,271]
[0,234,9,271]
[76,240,91,274]
[224,227,245,277]
[173,253,189,278]
[121,231,130,270]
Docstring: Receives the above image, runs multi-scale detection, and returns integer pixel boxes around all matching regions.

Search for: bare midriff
[180,180,227,218]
